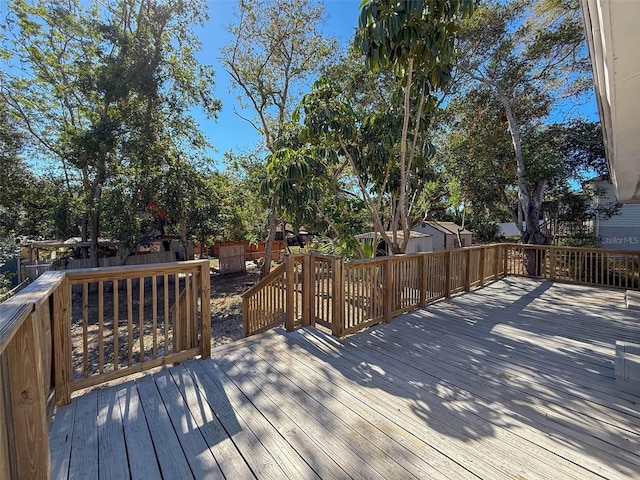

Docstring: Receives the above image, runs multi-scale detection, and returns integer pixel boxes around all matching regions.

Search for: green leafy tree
[454,0,591,263]
[221,0,336,276]
[2,0,219,264]
[354,0,475,252]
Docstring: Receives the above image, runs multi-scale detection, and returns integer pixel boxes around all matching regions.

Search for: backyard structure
[1,244,640,478]
[412,220,473,250]
[356,230,433,256]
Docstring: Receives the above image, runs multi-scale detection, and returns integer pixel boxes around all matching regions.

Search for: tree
[221,0,336,276]
[2,0,219,264]
[354,0,475,253]
[453,0,591,261]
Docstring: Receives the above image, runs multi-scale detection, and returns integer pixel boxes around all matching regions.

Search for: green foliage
[2,0,220,259]
[441,0,595,248]
[556,231,600,249]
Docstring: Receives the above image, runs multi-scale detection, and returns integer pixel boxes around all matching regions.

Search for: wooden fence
[243,243,640,338]
[0,260,211,479]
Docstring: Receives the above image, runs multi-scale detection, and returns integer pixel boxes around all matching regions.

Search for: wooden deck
[49,277,640,479]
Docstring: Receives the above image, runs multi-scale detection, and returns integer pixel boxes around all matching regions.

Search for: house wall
[412,224,445,250]
[404,237,433,254]
[593,180,640,250]
[445,233,472,249]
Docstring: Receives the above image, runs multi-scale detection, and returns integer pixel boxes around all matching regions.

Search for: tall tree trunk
[89,185,102,268]
[261,194,279,278]
[494,85,548,275]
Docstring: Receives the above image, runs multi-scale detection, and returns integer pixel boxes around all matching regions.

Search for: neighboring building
[588,177,640,251]
[497,222,521,238]
[412,221,472,251]
[356,231,433,256]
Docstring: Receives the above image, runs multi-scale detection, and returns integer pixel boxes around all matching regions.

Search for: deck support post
[53,278,71,406]
[419,254,428,307]
[331,257,343,336]
[200,262,211,359]
[285,256,295,332]
[444,251,452,298]
[384,258,393,322]
[2,311,51,479]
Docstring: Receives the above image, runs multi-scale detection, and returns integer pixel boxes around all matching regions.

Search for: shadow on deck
[50,277,640,479]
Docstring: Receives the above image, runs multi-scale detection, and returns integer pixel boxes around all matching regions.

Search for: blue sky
[192,1,362,168]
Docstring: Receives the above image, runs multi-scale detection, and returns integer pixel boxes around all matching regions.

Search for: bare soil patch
[209,266,260,347]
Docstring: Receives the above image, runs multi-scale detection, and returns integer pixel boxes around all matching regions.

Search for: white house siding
[403,236,433,254]
[592,179,640,250]
[413,224,445,250]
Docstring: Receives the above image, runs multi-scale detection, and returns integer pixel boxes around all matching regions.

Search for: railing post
[384,257,393,322]
[2,311,51,479]
[444,250,452,298]
[53,276,71,406]
[200,262,211,359]
[464,248,472,292]
[242,297,250,337]
[503,244,509,276]
[549,246,556,282]
[479,247,486,287]
[302,254,312,326]
[309,255,316,327]
[420,253,427,307]
[285,256,295,332]
[331,257,343,336]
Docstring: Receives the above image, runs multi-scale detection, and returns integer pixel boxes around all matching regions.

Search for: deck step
[625,290,640,310]
[615,341,640,396]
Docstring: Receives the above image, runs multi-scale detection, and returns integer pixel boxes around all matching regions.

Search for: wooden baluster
[201,262,211,359]
[127,278,133,365]
[152,275,158,359]
[113,281,119,371]
[98,280,104,374]
[82,282,89,377]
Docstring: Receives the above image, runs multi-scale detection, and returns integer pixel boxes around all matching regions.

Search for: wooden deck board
[113,381,162,480]
[50,278,640,479]
[218,343,444,479]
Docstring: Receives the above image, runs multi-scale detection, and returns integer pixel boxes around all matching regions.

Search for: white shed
[356,231,433,256]
[412,221,472,251]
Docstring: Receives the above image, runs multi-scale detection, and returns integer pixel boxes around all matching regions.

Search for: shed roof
[355,231,431,240]
[419,221,472,236]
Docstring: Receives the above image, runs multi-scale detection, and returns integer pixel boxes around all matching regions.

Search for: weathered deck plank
[113,381,162,480]
[167,365,256,479]
[96,387,129,480]
[49,278,640,480]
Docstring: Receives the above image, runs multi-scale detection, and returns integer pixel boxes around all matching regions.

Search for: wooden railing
[243,245,507,337]
[505,244,640,289]
[243,243,640,339]
[0,260,210,479]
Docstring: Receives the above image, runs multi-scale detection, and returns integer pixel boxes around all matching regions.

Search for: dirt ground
[209,264,260,347]
[68,261,262,379]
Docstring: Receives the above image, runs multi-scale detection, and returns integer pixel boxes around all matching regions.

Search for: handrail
[0,260,211,479]
[243,246,509,338]
[241,243,640,338]
[241,262,286,299]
